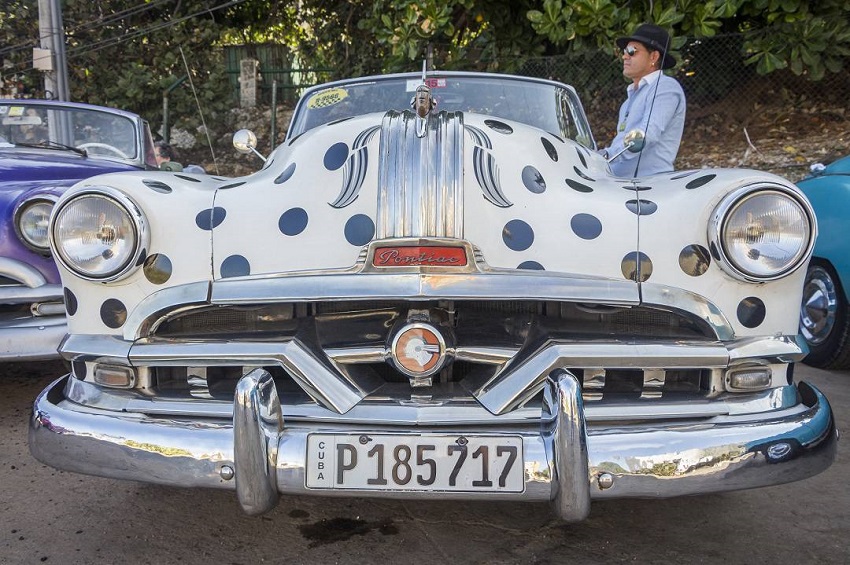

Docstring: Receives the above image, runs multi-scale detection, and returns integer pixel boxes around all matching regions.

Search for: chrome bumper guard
[30,370,837,521]
[0,313,65,360]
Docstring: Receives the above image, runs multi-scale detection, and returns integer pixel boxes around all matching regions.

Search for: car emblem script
[390,323,447,379]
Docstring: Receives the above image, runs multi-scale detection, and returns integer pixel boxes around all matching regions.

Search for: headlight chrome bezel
[13,195,57,254]
[709,183,816,282]
[49,186,149,282]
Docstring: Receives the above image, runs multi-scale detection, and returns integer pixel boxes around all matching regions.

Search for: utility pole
[34,0,70,100]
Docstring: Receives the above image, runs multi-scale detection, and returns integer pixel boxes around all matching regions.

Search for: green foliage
[523,0,850,79]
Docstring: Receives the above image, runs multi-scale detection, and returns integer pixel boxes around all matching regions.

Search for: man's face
[154,149,168,166]
[622,41,657,82]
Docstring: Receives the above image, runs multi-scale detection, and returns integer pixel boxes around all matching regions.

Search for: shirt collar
[627,69,662,94]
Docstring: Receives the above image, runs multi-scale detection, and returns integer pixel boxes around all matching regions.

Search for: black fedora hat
[616,23,676,69]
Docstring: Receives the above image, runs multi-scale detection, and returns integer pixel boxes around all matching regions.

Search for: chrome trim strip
[29,376,837,512]
[640,284,733,340]
[325,344,517,365]
[211,271,639,306]
[128,338,381,414]
[0,284,63,304]
[0,257,48,288]
[122,281,211,340]
[60,334,132,365]
[62,376,801,423]
[376,111,464,239]
[470,340,732,415]
[234,369,281,514]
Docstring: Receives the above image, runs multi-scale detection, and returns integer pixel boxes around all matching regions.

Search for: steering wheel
[77,142,129,159]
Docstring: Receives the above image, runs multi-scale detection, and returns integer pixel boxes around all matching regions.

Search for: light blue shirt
[606,70,686,177]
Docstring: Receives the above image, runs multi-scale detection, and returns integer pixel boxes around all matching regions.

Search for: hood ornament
[413,61,434,138]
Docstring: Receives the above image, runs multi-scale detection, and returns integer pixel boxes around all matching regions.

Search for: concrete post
[239,59,259,108]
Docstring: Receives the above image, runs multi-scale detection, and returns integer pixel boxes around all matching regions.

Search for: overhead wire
[0,0,173,57]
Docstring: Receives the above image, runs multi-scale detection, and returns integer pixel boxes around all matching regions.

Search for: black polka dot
[143,254,173,284]
[686,174,717,189]
[679,245,711,277]
[219,181,246,190]
[566,178,593,193]
[142,179,172,193]
[135,249,147,268]
[100,298,127,329]
[575,148,588,168]
[210,176,228,182]
[72,360,86,380]
[571,214,603,240]
[502,219,534,251]
[64,288,78,316]
[220,255,251,278]
[573,167,595,182]
[324,142,349,170]
[279,207,309,236]
[522,166,546,194]
[541,137,558,161]
[274,163,296,184]
[737,297,766,328]
[621,251,653,282]
[195,207,226,230]
[484,120,513,134]
[344,214,375,246]
[174,174,202,182]
[625,199,658,215]
[518,261,545,270]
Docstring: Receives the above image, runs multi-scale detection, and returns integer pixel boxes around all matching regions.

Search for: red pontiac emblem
[373,246,467,267]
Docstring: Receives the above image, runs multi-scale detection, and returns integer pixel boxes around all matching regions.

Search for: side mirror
[232,129,266,162]
[624,129,646,153]
[607,129,646,163]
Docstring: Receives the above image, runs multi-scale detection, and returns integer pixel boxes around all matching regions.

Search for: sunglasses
[623,45,641,56]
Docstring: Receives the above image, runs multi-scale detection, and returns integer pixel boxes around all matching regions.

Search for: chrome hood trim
[376,110,464,239]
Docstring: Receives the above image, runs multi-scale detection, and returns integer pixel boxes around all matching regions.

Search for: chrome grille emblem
[390,322,446,381]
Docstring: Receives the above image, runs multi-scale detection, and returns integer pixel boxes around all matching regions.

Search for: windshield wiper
[15,140,87,157]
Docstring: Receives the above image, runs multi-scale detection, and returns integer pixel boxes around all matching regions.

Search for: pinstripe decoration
[466,125,512,208]
[329,125,381,208]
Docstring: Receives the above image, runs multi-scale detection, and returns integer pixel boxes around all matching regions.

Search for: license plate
[306,434,524,492]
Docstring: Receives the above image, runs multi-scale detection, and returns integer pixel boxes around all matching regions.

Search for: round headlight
[15,199,54,252]
[712,187,814,281]
[51,191,146,281]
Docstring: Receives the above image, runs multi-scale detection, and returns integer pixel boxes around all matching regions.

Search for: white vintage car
[30,71,836,521]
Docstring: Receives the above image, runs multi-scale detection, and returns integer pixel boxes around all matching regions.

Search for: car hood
[0,149,141,184]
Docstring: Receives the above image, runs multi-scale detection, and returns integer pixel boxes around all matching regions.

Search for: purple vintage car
[0,99,158,360]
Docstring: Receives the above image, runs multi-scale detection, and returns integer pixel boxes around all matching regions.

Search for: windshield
[0,102,140,161]
[289,74,595,149]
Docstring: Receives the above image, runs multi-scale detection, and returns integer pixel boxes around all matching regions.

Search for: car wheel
[800,262,850,369]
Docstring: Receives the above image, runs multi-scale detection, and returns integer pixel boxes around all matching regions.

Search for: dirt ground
[1,360,846,564]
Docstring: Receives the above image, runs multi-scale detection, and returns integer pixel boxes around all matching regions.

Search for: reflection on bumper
[0,314,65,360]
[29,371,837,521]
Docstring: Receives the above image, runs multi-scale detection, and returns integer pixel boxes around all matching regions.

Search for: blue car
[798,155,850,368]
[0,99,158,361]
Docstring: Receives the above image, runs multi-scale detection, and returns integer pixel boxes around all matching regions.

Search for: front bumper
[30,370,837,521]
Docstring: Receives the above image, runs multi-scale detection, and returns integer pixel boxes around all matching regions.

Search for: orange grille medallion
[390,323,447,378]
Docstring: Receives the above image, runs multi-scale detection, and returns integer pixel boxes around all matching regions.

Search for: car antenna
[179,46,219,175]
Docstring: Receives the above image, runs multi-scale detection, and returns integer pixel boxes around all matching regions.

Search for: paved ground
[1,360,846,564]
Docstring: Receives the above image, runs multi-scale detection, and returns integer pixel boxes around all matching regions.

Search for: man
[154,141,183,171]
[154,140,206,173]
[602,23,686,177]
